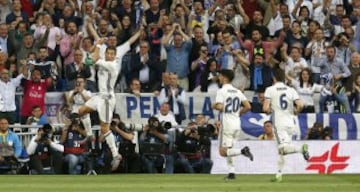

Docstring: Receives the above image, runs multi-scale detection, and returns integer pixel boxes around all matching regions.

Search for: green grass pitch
[1,174,359,192]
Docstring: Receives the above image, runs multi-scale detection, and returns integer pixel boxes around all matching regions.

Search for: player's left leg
[100,121,122,171]
[272,128,310,182]
[226,129,253,160]
[220,129,253,180]
[99,98,122,171]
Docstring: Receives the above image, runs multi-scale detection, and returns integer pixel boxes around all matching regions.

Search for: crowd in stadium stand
[0,0,357,174]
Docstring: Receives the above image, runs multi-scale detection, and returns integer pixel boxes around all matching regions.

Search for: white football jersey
[215,84,248,129]
[264,82,300,128]
[96,42,130,95]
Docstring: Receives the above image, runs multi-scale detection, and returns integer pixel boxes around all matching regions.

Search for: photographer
[26,124,64,174]
[139,116,174,173]
[0,118,22,174]
[306,122,324,140]
[322,126,333,140]
[60,113,88,174]
[101,114,141,173]
[175,121,213,173]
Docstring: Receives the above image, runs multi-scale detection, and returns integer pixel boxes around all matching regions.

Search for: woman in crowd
[288,68,323,113]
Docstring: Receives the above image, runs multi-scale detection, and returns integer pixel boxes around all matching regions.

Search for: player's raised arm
[126,26,143,46]
[92,38,105,62]
[240,100,251,115]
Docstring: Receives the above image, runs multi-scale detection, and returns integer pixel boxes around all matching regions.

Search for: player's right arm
[92,38,104,62]
[263,99,271,114]
[212,90,224,112]
[291,88,303,115]
[240,100,251,115]
[263,88,272,114]
[294,99,303,115]
[212,102,224,112]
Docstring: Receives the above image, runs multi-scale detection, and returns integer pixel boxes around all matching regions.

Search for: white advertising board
[211,141,360,174]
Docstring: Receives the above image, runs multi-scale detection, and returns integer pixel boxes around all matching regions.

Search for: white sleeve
[50,142,64,152]
[96,59,116,71]
[116,42,131,60]
[313,83,324,92]
[215,90,223,104]
[158,88,168,104]
[285,57,294,74]
[176,90,186,104]
[95,59,106,67]
[239,91,248,102]
[13,74,24,86]
[26,136,38,155]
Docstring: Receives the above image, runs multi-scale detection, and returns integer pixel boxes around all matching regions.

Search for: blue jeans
[64,154,86,174]
[176,154,213,173]
[312,73,321,84]
[141,154,174,173]
[348,92,360,112]
[319,93,350,113]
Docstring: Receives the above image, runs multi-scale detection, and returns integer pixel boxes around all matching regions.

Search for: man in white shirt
[212,69,252,180]
[0,64,26,124]
[77,28,142,171]
[263,68,310,182]
[155,102,178,127]
[281,46,308,80]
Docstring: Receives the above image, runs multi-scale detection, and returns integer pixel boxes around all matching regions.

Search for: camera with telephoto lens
[148,116,170,133]
[197,124,215,146]
[160,121,172,130]
[39,124,53,142]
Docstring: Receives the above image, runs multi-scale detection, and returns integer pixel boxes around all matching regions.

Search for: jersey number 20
[225,97,240,113]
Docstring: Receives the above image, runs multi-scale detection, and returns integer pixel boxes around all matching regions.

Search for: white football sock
[105,131,119,158]
[227,156,235,173]
[227,148,241,157]
[277,154,285,177]
[280,143,301,155]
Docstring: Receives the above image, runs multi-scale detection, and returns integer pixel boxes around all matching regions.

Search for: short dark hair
[39,46,48,51]
[193,0,204,7]
[272,68,285,82]
[106,46,117,53]
[219,69,234,82]
[32,105,41,110]
[264,120,272,125]
[282,15,291,20]
[326,45,336,52]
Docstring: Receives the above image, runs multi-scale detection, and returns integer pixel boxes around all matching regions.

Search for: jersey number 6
[279,93,288,110]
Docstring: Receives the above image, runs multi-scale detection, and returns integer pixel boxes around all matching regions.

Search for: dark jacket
[249,64,273,92]
[130,53,161,92]
[65,62,91,90]
[164,85,186,121]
